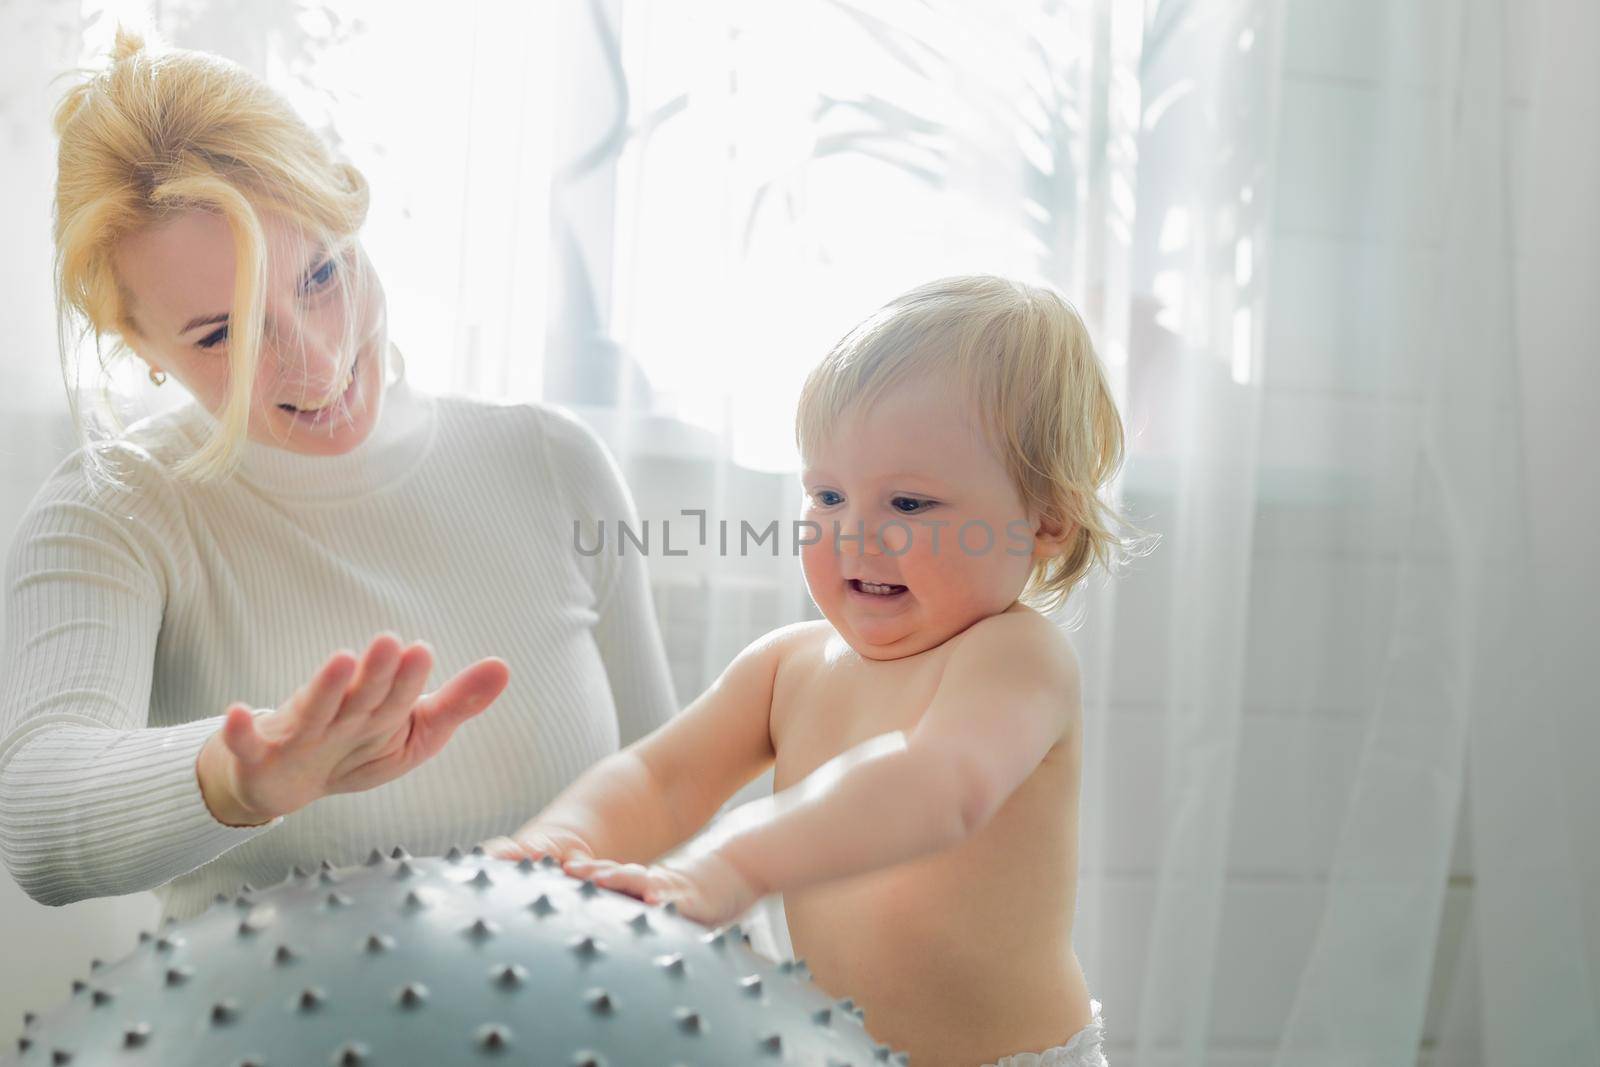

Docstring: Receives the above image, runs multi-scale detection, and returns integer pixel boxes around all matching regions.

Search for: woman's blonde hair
[796,275,1158,617]
[53,26,371,483]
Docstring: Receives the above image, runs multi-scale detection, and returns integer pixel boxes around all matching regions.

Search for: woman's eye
[196,325,229,350]
[890,496,933,514]
[304,258,338,292]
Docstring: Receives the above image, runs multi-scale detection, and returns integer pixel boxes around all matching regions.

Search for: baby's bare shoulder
[760,618,836,663]
[952,607,1080,684]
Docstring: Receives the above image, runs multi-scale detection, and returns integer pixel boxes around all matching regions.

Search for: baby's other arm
[486,622,804,866]
[706,610,1080,898]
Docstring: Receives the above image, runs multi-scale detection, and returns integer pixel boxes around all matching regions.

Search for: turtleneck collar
[173,347,438,502]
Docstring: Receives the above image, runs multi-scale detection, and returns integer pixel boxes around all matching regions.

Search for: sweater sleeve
[534,406,680,746]
[0,447,283,907]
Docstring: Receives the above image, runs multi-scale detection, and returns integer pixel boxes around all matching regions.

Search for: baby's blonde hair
[52,27,370,483]
[796,275,1156,615]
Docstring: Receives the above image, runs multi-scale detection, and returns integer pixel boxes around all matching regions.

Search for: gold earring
[149,367,167,386]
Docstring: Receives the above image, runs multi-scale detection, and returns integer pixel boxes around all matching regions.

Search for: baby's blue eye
[890,496,933,514]
[813,490,843,507]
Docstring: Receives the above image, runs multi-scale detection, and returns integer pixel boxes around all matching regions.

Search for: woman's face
[113,209,388,456]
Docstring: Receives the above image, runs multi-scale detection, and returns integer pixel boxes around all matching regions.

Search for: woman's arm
[0,449,283,907]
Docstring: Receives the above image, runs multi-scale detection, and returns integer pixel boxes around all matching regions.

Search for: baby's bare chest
[768,636,954,789]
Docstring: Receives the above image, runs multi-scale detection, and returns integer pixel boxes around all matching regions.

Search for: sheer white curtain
[2,1,1596,1064]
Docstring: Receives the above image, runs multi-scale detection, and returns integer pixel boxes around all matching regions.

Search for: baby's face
[800,377,1054,660]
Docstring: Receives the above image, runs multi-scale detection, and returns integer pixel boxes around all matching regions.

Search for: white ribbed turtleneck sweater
[0,360,678,921]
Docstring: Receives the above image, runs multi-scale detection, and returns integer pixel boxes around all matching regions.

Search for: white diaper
[981,998,1108,1067]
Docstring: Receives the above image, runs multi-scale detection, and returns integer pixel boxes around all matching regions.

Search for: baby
[486,275,1139,1067]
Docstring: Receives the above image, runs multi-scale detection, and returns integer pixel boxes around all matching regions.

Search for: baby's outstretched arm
[482,625,794,870]
[577,611,1079,923]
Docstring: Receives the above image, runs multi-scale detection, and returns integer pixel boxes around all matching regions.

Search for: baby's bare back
[769,620,1093,1067]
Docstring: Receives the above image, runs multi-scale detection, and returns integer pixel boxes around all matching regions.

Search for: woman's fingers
[337,633,404,720]
[298,651,358,734]
[405,658,510,763]
[221,703,270,765]
[372,643,433,721]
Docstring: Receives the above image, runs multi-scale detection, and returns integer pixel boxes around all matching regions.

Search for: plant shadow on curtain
[3,1,1596,1065]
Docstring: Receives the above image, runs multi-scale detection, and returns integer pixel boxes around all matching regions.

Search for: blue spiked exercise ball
[5,846,908,1066]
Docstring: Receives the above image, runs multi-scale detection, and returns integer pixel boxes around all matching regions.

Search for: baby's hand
[479,824,595,868]
[565,852,762,927]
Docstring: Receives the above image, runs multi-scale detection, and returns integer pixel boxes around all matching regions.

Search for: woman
[0,29,678,923]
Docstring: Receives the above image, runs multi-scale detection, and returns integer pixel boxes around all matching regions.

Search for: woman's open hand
[199,632,510,826]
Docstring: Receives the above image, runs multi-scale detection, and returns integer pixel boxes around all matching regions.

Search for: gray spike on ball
[14,854,907,1064]
[333,1041,367,1064]
[475,1023,510,1050]
[491,963,527,989]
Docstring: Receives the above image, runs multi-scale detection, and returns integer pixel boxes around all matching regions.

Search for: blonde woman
[0,30,677,923]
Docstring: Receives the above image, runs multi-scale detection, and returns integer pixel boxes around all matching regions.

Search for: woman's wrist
[196,731,276,828]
